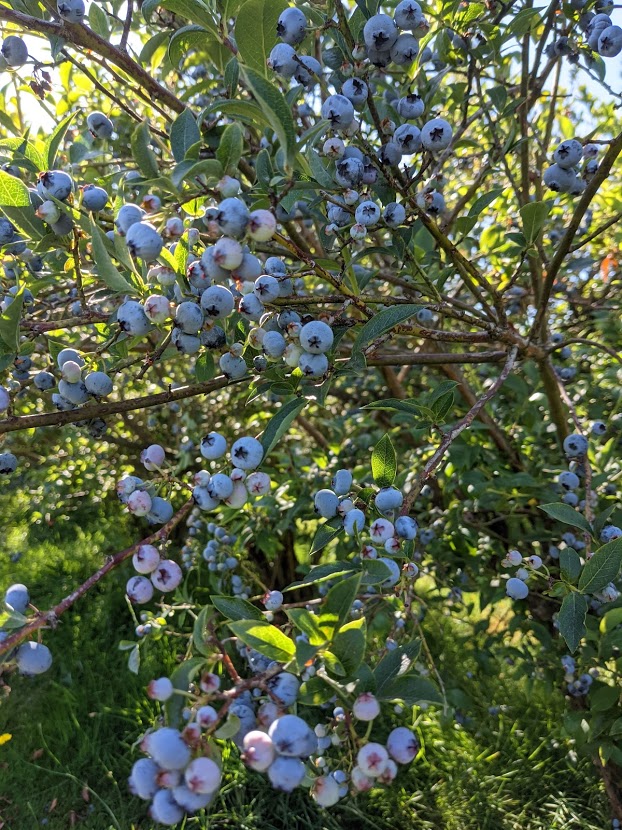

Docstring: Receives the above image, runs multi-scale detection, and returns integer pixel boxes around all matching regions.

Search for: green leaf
[560,548,582,583]
[578,539,622,594]
[361,398,423,416]
[540,503,593,536]
[309,517,343,556]
[212,595,263,621]
[214,713,241,739]
[88,1,109,36]
[0,289,24,351]
[216,122,244,174]
[331,618,366,676]
[379,674,443,706]
[352,304,421,355]
[240,66,297,168]
[168,25,211,69]
[192,604,216,656]
[171,158,223,189]
[170,109,201,163]
[590,684,619,712]
[143,0,218,34]
[285,561,359,591]
[307,149,334,187]
[127,645,140,674]
[298,675,335,705]
[260,396,307,458]
[467,186,504,218]
[0,169,30,207]
[90,219,137,295]
[519,201,550,244]
[287,609,327,646]
[225,57,239,97]
[131,120,159,179]
[165,657,205,726]
[319,574,361,636]
[2,203,46,241]
[371,434,397,488]
[228,620,295,663]
[0,608,29,630]
[323,650,346,676]
[45,112,77,169]
[374,641,421,692]
[360,559,393,584]
[195,352,215,382]
[558,592,588,653]
[234,0,287,76]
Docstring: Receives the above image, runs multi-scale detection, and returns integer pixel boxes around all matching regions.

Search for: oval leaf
[578,538,622,594]
[371,434,396,488]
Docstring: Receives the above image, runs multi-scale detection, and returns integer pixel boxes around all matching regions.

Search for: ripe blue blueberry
[268,43,298,78]
[375,487,404,513]
[299,320,334,354]
[126,222,163,261]
[230,436,263,470]
[84,371,113,397]
[363,14,399,51]
[16,641,53,675]
[396,93,425,119]
[342,78,369,109]
[332,469,353,495]
[390,33,419,64]
[175,301,204,334]
[57,0,85,22]
[421,118,453,151]
[298,352,328,378]
[321,94,355,129]
[118,300,152,336]
[277,7,307,45]
[563,433,588,457]
[355,201,381,226]
[116,204,145,235]
[146,497,174,525]
[81,184,109,211]
[314,488,339,518]
[394,0,423,30]
[87,111,114,139]
[1,36,28,68]
[553,139,583,169]
[38,170,73,201]
[4,582,29,613]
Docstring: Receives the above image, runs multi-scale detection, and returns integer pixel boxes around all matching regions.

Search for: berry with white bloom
[352,692,380,721]
[242,730,276,772]
[147,677,174,701]
[506,577,529,600]
[357,743,389,777]
[387,727,419,764]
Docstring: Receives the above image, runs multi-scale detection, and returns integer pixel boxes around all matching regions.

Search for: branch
[0,375,245,435]
[0,5,184,113]
[0,499,193,657]
[366,350,507,366]
[400,346,519,514]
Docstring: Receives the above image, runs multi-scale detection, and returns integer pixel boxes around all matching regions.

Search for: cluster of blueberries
[547,6,622,60]
[130,644,421,825]
[314,468,421,588]
[1,583,53,676]
[504,430,621,603]
[560,655,597,698]
[543,139,602,196]
[269,3,454,229]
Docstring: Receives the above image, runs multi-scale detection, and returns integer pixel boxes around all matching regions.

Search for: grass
[0,496,612,830]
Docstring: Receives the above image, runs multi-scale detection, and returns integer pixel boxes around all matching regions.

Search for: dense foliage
[0,0,621,824]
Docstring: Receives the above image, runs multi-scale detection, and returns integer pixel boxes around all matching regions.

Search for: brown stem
[400,346,519,515]
[0,375,245,435]
[0,6,184,113]
[0,499,193,657]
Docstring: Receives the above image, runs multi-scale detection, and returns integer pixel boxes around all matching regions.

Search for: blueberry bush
[0,0,621,824]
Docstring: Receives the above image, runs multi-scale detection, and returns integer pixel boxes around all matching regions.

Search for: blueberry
[592,420,607,436]
[128,758,159,801]
[543,164,576,193]
[277,7,307,45]
[146,497,174,525]
[321,94,355,129]
[81,184,108,211]
[598,25,622,56]
[254,275,280,303]
[396,93,425,120]
[118,299,152,336]
[553,139,583,170]
[87,111,114,139]
[342,78,368,109]
[171,329,201,354]
[84,371,113,397]
[390,33,419,64]
[219,352,247,378]
[393,123,422,154]
[506,577,529,600]
[420,118,453,151]
[363,14,399,51]
[558,470,580,491]
[175,300,204,334]
[4,582,29,613]
[201,431,227,460]
[262,330,286,358]
[215,197,249,238]
[394,0,423,30]
[563,433,589,457]
[332,469,352,495]
[37,170,73,201]
[230,436,263,470]
[375,487,403,513]
[298,351,328,378]
[335,157,364,188]
[293,55,321,88]
[1,35,28,68]
[268,43,298,78]
[299,320,334,354]
[16,641,52,675]
[126,222,163,261]
[314,488,339,518]
[57,0,85,22]
[355,200,381,226]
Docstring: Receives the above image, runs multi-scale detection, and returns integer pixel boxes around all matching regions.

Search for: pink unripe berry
[126,575,154,604]
[184,756,222,794]
[147,676,174,701]
[143,294,170,324]
[127,489,152,517]
[242,730,276,771]
[151,560,183,592]
[311,774,341,806]
[248,209,277,241]
[357,742,389,777]
[197,705,218,728]
[352,692,380,721]
[133,544,160,574]
[351,765,373,791]
[199,672,221,693]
